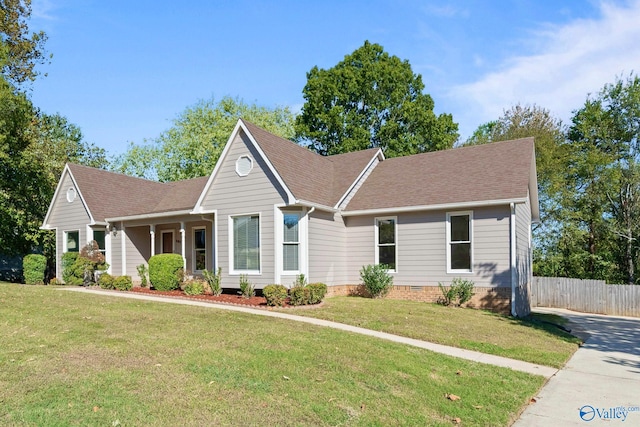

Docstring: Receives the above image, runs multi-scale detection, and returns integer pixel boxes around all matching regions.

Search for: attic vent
[235,155,253,177]
[66,187,77,203]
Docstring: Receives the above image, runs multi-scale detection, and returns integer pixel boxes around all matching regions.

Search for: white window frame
[229,213,262,275]
[192,226,207,273]
[282,211,303,274]
[161,230,174,254]
[91,228,107,257]
[63,230,80,253]
[446,211,474,274]
[375,216,397,273]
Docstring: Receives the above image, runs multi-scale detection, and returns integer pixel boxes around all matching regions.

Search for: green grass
[279,296,582,368]
[0,283,544,426]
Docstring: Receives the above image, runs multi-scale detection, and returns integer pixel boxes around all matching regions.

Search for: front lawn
[281,297,581,368]
[0,283,543,426]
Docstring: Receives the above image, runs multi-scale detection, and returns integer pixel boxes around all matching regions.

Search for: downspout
[510,203,517,317]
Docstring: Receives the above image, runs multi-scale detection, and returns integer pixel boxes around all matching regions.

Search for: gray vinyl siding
[345,206,511,287]
[46,172,91,280]
[308,210,348,286]
[339,157,379,210]
[124,226,151,278]
[514,195,533,315]
[199,130,287,288]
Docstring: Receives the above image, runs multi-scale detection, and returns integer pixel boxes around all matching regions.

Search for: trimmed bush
[61,252,80,285]
[23,254,47,285]
[183,279,206,295]
[288,285,309,306]
[360,264,393,298]
[148,254,184,291]
[114,275,133,291]
[263,284,288,306]
[307,282,327,304]
[98,273,115,290]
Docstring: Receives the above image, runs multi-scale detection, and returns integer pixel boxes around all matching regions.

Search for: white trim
[295,199,338,213]
[120,223,127,276]
[106,209,193,223]
[342,198,527,217]
[334,150,384,209]
[510,203,517,317]
[235,155,254,177]
[150,225,156,257]
[228,212,262,275]
[42,164,95,228]
[194,120,296,212]
[105,229,112,275]
[180,222,186,272]
[212,210,218,272]
[274,206,282,285]
[374,216,397,273]
[192,226,207,273]
[276,209,306,278]
[161,230,174,254]
[446,211,474,274]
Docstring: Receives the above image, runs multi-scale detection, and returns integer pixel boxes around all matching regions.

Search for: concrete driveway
[514,308,640,426]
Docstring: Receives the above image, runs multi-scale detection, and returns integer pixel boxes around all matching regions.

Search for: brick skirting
[326,285,512,314]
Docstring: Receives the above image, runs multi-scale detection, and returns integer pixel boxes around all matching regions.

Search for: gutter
[342,197,528,217]
[106,209,193,223]
[294,199,338,213]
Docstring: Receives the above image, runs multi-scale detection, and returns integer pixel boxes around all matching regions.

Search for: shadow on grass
[512,313,584,346]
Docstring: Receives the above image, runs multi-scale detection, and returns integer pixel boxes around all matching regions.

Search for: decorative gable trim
[193,120,296,213]
[41,164,95,229]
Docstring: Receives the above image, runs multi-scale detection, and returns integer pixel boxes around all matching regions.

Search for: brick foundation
[327,285,511,314]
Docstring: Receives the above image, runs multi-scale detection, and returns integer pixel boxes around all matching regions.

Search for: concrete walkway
[514,308,640,426]
[61,287,557,378]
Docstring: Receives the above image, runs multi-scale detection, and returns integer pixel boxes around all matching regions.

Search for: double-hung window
[193,227,207,272]
[447,212,472,272]
[375,217,396,271]
[283,212,300,272]
[232,214,260,272]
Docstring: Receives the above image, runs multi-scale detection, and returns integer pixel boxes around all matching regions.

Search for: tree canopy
[295,41,458,157]
[113,96,296,182]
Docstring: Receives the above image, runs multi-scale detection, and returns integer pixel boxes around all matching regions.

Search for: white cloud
[449,0,640,138]
[31,0,57,20]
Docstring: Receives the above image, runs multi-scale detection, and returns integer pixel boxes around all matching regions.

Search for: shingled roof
[66,164,208,221]
[242,120,380,208]
[343,138,536,212]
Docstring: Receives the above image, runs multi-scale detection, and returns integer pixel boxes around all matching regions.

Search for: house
[41,119,539,316]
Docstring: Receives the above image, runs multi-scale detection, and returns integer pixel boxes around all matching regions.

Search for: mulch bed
[129,287,287,309]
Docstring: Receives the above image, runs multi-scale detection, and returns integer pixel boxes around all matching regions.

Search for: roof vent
[66,187,77,203]
[235,155,253,177]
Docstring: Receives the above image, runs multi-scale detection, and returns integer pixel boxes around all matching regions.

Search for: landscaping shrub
[148,254,184,291]
[438,278,475,307]
[238,274,255,298]
[293,273,307,288]
[98,273,115,290]
[113,275,133,291]
[61,252,79,285]
[360,264,393,298]
[288,285,309,306]
[23,254,47,285]
[263,284,288,306]
[137,264,149,288]
[307,282,327,304]
[183,279,206,295]
[203,267,222,296]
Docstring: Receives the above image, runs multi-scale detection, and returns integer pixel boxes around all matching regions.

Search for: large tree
[113,96,296,182]
[295,41,458,157]
[0,0,49,86]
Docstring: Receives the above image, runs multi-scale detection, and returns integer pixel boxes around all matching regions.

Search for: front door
[162,231,174,254]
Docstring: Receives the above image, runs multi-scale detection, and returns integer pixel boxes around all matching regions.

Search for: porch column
[150,225,156,258]
[121,222,127,276]
[180,222,186,271]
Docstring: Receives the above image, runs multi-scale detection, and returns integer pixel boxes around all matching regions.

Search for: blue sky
[28,0,640,157]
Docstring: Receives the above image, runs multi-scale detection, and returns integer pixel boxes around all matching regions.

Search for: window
[65,230,79,252]
[232,215,260,272]
[375,217,396,271]
[447,212,472,272]
[283,213,300,271]
[93,230,106,256]
[235,155,253,176]
[193,227,206,272]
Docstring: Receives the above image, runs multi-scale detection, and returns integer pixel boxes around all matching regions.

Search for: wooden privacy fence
[532,276,640,317]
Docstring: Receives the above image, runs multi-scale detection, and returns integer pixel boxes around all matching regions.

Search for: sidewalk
[61,287,557,378]
[514,307,640,426]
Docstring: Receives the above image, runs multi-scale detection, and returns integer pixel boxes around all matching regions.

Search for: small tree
[23,254,47,285]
